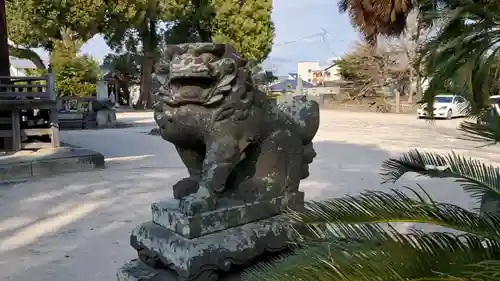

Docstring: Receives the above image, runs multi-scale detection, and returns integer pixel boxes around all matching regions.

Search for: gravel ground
[1,110,499,281]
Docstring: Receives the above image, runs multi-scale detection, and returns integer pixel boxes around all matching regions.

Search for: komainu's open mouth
[170,76,215,89]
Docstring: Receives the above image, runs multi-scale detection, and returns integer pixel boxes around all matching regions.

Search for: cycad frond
[380,149,500,203]
[243,225,500,281]
[287,189,500,240]
[459,118,500,146]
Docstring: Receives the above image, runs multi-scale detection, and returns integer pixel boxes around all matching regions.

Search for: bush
[50,38,102,97]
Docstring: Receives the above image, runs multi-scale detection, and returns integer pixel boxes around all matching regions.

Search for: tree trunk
[135,20,158,109]
[408,66,414,103]
[191,0,213,42]
[394,87,401,113]
[136,54,154,109]
[0,0,10,77]
[414,20,423,102]
[8,45,46,69]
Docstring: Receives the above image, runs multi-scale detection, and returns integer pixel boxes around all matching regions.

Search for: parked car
[417,94,469,119]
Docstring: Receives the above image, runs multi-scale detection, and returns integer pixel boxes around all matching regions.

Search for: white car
[490,95,500,115]
[417,94,469,119]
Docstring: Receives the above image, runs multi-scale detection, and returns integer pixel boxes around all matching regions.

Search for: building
[297,61,341,87]
[269,73,314,93]
[9,57,36,76]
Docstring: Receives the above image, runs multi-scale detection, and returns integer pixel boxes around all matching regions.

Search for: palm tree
[418,0,500,118]
[338,0,415,45]
[242,115,500,280]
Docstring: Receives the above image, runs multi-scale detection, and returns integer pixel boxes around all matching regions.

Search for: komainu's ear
[222,45,247,68]
[191,43,226,58]
[164,45,187,60]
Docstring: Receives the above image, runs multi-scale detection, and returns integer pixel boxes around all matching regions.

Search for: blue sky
[75,0,360,76]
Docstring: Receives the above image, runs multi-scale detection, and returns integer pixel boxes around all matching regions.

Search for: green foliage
[6,0,106,49]
[419,0,500,118]
[103,0,179,51]
[211,0,274,63]
[50,38,101,97]
[102,0,274,108]
[103,52,141,82]
[159,0,274,63]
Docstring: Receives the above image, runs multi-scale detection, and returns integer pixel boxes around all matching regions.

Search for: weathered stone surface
[117,259,243,281]
[0,147,105,182]
[96,109,117,128]
[151,43,320,215]
[116,43,318,281]
[152,192,304,238]
[130,216,295,281]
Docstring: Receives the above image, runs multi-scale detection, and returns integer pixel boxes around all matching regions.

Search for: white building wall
[297,62,321,84]
[9,65,26,76]
[297,61,341,86]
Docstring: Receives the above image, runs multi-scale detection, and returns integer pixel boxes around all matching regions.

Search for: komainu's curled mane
[152,43,319,215]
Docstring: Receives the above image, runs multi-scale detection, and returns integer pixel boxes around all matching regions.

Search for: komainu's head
[153,43,249,107]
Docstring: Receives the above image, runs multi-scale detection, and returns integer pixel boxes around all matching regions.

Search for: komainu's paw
[173,177,200,199]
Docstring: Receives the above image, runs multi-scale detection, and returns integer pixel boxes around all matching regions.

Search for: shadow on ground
[0,140,475,281]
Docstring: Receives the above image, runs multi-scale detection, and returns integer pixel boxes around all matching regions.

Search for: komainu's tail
[277,95,320,144]
[278,96,320,179]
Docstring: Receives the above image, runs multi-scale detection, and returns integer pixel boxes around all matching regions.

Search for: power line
[273,30,327,47]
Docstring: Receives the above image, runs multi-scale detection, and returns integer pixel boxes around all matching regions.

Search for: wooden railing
[0,69,60,151]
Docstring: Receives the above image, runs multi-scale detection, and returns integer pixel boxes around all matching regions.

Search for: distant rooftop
[270,77,314,92]
[10,57,36,69]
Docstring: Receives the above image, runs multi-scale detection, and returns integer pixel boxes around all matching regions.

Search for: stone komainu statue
[152,43,319,214]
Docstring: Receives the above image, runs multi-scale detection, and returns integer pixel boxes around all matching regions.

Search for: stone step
[0,147,105,183]
[151,192,304,239]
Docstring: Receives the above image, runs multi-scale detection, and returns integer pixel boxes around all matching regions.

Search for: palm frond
[287,188,500,240]
[380,149,500,203]
[461,260,500,281]
[243,224,500,281]
[419,0,500,117]
[459,120,500,146]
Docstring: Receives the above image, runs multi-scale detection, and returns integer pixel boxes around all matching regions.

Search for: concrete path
[1,110,500,281]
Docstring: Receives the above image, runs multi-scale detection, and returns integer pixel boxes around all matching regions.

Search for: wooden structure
[0,69,60,151]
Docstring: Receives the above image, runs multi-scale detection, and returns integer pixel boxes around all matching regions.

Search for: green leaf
[381,149,500,204]
[287,188,500,240]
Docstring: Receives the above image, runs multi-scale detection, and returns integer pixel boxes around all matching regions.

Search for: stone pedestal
[117,192,304,281]
[96,109,117,128]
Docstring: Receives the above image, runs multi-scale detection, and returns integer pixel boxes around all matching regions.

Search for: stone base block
[0,147,105,182]
[117,259,243,281]
[130,216,295,281]
[152,192,304,238]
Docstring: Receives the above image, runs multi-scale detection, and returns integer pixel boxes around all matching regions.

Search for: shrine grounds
[1,110,499,281]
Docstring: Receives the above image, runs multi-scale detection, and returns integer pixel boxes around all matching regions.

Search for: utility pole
[0,0,9,77]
